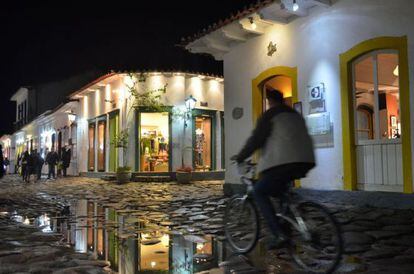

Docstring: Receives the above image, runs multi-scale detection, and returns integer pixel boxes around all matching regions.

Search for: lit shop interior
[262,75,293,110]
[139,112,170,172]
[354,51,401,141]
[194,115,213,171]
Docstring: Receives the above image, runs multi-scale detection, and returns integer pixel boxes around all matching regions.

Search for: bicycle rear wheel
[224,196,259,254]
[288,201,343,274]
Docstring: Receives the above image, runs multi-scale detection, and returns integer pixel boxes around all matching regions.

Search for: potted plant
[175,146,194,184]
[116,166,131,184]
[176,166,193,184]
[112,129,131,184]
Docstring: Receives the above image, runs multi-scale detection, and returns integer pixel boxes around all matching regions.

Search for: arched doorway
[340,36,412,193]
[252,66,298,122]
[252,66,299,186]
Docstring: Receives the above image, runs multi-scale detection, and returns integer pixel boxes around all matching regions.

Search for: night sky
[0,1,255,135]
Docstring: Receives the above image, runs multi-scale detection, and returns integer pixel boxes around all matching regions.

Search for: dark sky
[0,1,256,135]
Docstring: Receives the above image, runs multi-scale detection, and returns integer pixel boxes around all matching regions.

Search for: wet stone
[343,232,375,245]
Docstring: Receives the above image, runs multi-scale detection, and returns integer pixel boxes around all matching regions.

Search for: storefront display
[194,116,212,171]
[139,112,169,172]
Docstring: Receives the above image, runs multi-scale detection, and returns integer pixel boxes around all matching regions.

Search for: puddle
[6,198,293,273]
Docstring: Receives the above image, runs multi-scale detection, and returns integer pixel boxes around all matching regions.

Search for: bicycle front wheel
[224,196,260,254]
[288,201,343,274]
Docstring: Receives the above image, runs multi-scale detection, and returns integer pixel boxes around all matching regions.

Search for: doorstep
[80,170,225,182]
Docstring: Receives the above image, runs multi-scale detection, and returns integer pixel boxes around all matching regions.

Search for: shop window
[139,112,169,172]
[88,123,95,171]
[97,120,106,172]
[194,116,212,171]
[353,51,400,141]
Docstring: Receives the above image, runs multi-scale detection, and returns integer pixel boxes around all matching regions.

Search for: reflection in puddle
[10,199,274,274]
[67,199,229,273]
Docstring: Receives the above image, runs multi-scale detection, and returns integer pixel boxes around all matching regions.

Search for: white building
[70,71,224,179]
[9,102,79,176]
[184,0,414,194]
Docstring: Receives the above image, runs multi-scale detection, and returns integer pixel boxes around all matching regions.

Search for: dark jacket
[62,149,71,168]
[46,151,59,165]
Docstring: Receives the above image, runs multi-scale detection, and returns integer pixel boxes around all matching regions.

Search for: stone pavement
[0,175,413,273]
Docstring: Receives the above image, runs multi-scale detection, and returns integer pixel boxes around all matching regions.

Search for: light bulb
[251,22,257,30]
[293,0,299,11]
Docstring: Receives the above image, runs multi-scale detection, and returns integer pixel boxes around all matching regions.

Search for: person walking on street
[27,150,38,183]
[62,147,71,177]
[0,145,4,179]
[36,151,44,180]
[46,148,59,180]
[21,151,30,182]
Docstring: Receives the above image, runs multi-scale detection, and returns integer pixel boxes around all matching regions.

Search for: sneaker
[266,235,289,250]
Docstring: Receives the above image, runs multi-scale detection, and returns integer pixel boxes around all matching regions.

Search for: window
[97,120,106,172]
[88,123,95,171]
[139,112,170,172]
[353,51,400,142]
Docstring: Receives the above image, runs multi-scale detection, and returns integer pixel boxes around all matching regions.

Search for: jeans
[48,164,56,179]
[37,167,42,180]
[253,168,290,238]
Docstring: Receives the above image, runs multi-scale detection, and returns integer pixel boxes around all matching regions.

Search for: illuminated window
[97,120,106,172]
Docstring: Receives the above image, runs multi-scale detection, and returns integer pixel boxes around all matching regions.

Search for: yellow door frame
[340,36,412,193]
[252,66,299,186]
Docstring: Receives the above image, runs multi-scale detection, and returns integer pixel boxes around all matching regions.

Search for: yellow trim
[251,66,300,187]
[340,36,412,193]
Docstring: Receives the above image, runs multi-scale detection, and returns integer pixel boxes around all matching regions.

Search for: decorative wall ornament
[267,41,277,56]
[232,107,244,120]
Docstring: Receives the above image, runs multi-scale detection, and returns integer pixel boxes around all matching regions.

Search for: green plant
[111,129,129,168]
[126,73,168,112]
[116,166,131,173]
[111,129,129,148]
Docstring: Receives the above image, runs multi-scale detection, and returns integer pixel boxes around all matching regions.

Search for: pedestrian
[0,145,4,179]
[29,149,39,182]
[62,146,71,177]
[21,151,30,182]
[16,153,21,175]
[36,151,44,180]
[4,157,10,174]
[45,148,58,179]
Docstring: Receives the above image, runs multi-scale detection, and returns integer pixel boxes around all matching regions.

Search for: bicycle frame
[236,160,312,241]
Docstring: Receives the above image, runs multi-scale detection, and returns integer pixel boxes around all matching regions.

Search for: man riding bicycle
[231,88,315,249]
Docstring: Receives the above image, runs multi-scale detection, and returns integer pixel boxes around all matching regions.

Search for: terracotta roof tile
[181,0,275,46]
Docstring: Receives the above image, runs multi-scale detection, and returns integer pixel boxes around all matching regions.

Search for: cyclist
[231,88,315,249]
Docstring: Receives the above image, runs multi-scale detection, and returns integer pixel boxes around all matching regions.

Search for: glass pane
[97,121,106,171]
[377,53,400,139]
[354,55,375,141]
[88,124,95,171]
[195,116,212,171]
[139,112,169,172]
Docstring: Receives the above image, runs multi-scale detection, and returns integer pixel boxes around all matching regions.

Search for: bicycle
[224,160,343,274]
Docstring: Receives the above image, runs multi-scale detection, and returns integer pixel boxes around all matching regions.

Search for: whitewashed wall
[76,73,224,173]
[223,0,414,190]
[10,102,79,176]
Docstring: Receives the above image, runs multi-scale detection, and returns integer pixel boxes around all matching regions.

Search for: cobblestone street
[0,175,413,273]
